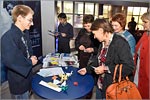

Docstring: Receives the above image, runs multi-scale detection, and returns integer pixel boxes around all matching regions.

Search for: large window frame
[56,1,149,30]
[127,7,148,30]
[56,1,99,28]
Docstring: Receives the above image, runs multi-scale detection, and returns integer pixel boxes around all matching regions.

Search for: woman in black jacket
[75,14,99,69]
[78,18,135,99]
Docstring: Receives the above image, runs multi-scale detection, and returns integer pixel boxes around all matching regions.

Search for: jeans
[96,86,102,99]
[11,91,29,100]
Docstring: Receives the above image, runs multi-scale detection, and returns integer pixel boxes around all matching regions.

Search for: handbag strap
[113,64,123,83]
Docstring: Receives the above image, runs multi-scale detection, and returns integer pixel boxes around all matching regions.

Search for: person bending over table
[78,18,135,99]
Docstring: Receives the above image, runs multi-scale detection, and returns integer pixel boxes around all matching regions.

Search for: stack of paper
[37,67,64,77]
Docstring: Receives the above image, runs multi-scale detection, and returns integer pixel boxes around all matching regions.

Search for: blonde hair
[141,11,150,21]
[11,5,34,22]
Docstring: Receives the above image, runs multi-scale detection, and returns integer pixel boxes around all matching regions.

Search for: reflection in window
[64,1,73,13]
[85,3,94,14]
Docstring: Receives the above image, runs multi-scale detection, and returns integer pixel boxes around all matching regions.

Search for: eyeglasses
[22,16,33,24]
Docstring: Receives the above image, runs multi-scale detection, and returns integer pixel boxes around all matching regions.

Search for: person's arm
[1,33,34,77]
[65,24,73,39]
[75,29,83,50]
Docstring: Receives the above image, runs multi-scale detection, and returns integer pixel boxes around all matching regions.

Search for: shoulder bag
[106,64,142,99]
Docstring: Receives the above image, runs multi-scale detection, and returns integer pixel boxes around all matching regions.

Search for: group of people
[1,4,150,100]
[76,12,149,99]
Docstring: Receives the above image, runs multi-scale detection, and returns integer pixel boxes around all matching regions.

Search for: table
[32,66,94,99]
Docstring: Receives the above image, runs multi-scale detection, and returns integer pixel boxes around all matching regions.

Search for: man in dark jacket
[57,13,73,53]
[1,5,38,99]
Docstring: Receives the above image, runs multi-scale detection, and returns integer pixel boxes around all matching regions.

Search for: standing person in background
[128,17,137,35]
[57,13,73,53]
[134,11,150,99]
[111,13,136,56]
[78,19,135,99]
[75,14,99,69]
[1,5,38,100]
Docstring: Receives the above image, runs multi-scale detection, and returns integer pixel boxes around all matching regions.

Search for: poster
[3,0,42,57]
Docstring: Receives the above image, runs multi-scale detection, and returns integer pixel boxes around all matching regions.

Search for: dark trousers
[58,42,70,53]
[79,52,91,68]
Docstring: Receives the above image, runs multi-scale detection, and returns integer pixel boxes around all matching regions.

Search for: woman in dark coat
[75,14,99,69]
[78,19,135,99]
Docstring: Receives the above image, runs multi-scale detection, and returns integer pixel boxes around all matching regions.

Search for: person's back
[128,17,137,34]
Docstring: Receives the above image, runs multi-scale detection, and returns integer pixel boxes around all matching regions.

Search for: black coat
[1,24,33,94]
[75,28,99,68]
[86,34,135,97]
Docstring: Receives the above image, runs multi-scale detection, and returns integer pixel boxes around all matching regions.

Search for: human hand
[61,33,66,37]
[79,45,85,51]
[30,56,38,66]
[84,48,94,53]
[55,33,59,37]
[77,68,87,75]
[94,64,107,74]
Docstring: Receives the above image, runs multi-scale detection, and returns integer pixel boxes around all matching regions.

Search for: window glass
[64,1,73,13]
[127,7,133,15]
[66,14,73,25]
[57,1,62,13]
[103,5,108,14]
[95,4,99,17]
[133,7,140,15]
[140,7,148,15]
[85,3,94,14]
[75,2,83,14]
[74,14,83,28]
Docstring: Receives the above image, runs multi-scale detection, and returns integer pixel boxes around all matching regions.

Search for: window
[74,2,83,14]
[103,5,111,19]
[85,3,94,14]
[64,1,73,13]
[127,7,148,30]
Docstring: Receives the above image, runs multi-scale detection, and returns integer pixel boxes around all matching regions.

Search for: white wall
[41,0,56,56]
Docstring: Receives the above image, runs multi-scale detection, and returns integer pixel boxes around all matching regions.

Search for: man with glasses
[1,5,38,99]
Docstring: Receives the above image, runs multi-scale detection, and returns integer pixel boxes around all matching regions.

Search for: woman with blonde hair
[134,11,150,99]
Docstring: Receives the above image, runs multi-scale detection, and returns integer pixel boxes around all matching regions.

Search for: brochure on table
[42,53,79,68]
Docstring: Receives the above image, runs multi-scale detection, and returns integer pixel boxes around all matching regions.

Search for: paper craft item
[39,80,62,92]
